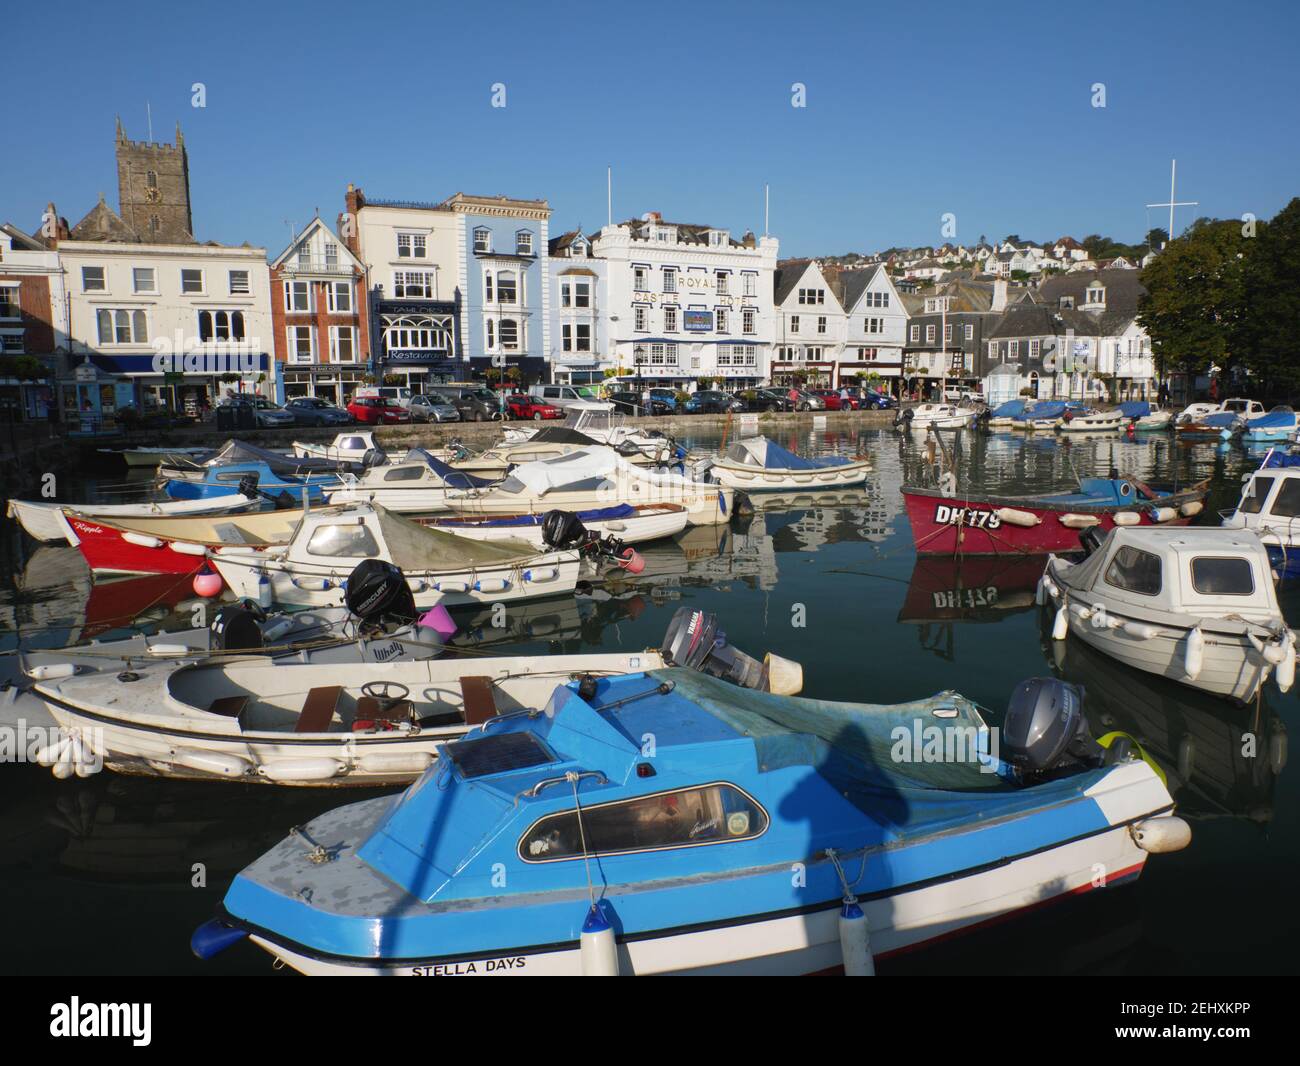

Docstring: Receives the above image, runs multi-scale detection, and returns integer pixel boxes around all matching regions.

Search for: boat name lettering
[372,641,406,662]
[933,505,1002,529]
[410,957,526,975]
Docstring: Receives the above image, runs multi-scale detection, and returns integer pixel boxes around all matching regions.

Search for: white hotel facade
[589,214,779,389]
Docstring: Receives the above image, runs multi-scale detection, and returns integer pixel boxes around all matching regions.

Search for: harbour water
[1,426,1296,975]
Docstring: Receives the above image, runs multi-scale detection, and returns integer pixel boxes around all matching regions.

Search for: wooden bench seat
[460,675,498,726]
[296,686,343,734]
[208,696,249,729]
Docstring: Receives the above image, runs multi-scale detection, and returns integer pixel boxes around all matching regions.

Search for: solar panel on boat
[444,731,554,779]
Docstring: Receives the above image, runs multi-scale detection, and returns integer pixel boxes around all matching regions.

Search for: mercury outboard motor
[541,509,590,551]
[1002,678,1103,781]
[893,407,914,428]
[209,601,266,652]
[659,607,802,694]
[344,558,417,628]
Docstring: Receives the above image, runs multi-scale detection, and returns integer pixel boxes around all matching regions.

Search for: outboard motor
[541,509,590,551]
[1078,525,1106,557]
[237,473,261,500]
[344,558,417,628]
[659,607,802,695]
[361,447,389,468]
[1002,678,1103,781]
[209,601,267,652]
[893,407,914,428]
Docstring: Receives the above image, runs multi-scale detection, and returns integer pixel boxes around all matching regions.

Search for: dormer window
[708,230,728,247]
[1085,285,1105,306]
[473,228,491,254]
[1059,296,1075,310]
[515,230,533,256]
[570,239,586,258]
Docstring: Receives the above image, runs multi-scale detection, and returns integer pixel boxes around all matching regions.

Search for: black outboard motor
[209,600,266,652]
[237,473,261,500]
[660,607,767,691]
[344,559,418,628]
[1078,525,1106,557]
[1002,678,1103,781]
[541,509,591,551]
[893,407,915,428]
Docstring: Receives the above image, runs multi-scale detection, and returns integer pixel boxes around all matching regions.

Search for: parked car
[942,386,978,403]
[505,394,563,421]
[409,394,461,424]
[788,389,825,411]
[648,388,681,412]
[749,388,795,413]
[859,389,896,411]
[527,383,602,411]
[347,396,411,424]
[809,389,849,411]
[608,390,672,416]
[431,386,503,422]
[229,397,296,428]
[685,390,747,414]
[284,396,353,426]
[355,385,414,409]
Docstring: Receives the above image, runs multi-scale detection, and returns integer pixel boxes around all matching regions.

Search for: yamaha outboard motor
[209,601,267,652]
[659,607,802,694]
[1002,678,1103,781]
[344,558,417,628]
[541,509,590,551]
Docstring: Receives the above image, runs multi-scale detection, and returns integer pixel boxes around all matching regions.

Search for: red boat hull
[64,516,250,576]
[901,484,1208,556]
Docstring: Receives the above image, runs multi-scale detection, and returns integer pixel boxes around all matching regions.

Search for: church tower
[115,116,195,243]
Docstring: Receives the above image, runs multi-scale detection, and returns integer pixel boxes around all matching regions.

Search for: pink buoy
[619,548,646,575]
[417,603,458,641]
[192,564,224,598]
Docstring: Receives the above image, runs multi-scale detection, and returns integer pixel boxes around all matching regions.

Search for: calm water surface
[1,426,1295,975]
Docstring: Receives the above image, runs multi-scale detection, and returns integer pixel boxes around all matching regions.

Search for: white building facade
[592,214,778,390]
[772,260,846,388]
[836,264,909,389]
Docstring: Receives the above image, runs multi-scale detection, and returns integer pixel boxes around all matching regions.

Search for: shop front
[83,351,272,417]
[281,366,368,406]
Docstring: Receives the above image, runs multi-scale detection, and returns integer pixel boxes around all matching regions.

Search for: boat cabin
[1224,464,1300,530]
[1065,527,1281,622]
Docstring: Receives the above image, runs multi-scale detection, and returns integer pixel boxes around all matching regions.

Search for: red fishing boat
[901,475,1211,556]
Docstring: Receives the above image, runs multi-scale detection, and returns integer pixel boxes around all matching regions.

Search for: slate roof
[68,196,142,243]
[1038,269,1145,332]
[834,264,884,312]
[774,259,812,305]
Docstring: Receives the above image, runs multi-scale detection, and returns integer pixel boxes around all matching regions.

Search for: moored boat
[1220,452,1300,580]
[901,475,1210,556]
[1119,401,1173,431]
[1233,406,1298,443]
[6,492,260,545]
[194,668,1186,974]
[431,502,688,547]
[1058,407,1125,433]
[1040,526,1295,704]
[704,436,871,491]
[894,403,977,431]
[986,399,1030,428]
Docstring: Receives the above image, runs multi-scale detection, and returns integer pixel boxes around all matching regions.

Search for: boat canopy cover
[199,440,350,478]
[1245,409,1297,430]
[503,448,620,495]
[1197,412,1238,428]
[1119,401,1152,418]
[724,436,853,471]
[991,399,1029,418]
[1014,402,1068,420]
[370,507,538,569]
[403,448,497,489]
[1261,452,1300,469]
[526,426,601,447]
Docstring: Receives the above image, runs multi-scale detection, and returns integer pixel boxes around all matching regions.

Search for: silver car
[409,393,460,423]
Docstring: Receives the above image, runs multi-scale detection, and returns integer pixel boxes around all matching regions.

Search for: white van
[529,383,601,411]
[355,385,413,409]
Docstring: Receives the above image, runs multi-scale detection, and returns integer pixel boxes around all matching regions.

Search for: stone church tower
[115,116,195,243]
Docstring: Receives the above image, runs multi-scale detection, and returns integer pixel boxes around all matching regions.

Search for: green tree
[1233,198,1300,394]
[1138,218,1250,380]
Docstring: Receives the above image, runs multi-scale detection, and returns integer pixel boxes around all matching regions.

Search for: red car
[505,394,563,421]
[346,396,411,424]
[810,389,858,411]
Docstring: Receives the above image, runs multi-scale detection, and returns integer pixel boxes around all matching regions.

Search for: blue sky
[5,0,1297,258]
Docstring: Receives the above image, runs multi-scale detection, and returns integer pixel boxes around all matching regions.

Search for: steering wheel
[361,680,410,703]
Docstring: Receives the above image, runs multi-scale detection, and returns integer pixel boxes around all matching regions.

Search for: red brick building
[269,217,370,406]
[0,217,67,419]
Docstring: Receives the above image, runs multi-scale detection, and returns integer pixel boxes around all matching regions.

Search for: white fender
[764,653,803,696]
[474,577,510,593]
[1090,604,1109,629]
[357,751,435,775]
[257,758,343,782]
[175,749,252,778]
[1179,501,1204,517]
[839,900,874,977]
[1035,576,1048,606]
[1277,633,1295,693]
[1270,729,1288,775]
[27,662,77,680]
[1070,603,1093,620]
[995,507,1040,527]
[524,567,560,582]
[255,573,273,609]
[1060,513,1101,529]
[435,579,470,593]
[1113,511,1141,526]
[1131,815,1192,854]
[1052,604,1069,640]
[147,643,191,656]
[36,735,73,767]
[168,540,208,556]
[580,907,620,976]
[122,531,164,548]
[1184,627,1204,680]
[1150,506,1178,523]
[1122,620,1160,640]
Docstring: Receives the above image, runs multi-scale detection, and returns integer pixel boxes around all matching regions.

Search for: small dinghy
[6,492,260,545]
[33,608,798,786]
[441,447,735,526]
[986,399,1029,428]
[194,668,1186,974]
[208,502,583,609]
[431,502,688,547]
[1009,400,1070,431]
[894,403,977,431]
[159,439,369,483]
[1119,401,1172,431]
[1221,451,1300,580]
[901,475,1210,556]
[1041,526,1296,703]
[1058,407,1125,433]
[1233,406,1297,443]
[704,436,871,491]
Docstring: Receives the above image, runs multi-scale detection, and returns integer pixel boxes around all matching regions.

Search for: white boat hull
[432,505,689,547]
[6,495,256,544]
[707,458,871,491]
[1059,413,1125,433]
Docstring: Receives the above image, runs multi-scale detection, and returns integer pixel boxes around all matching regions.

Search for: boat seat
[297,685,343,734]
[460,675,498,726]
[208,695,249,728]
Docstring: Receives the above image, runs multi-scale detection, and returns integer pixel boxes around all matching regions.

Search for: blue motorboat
[1234,406,1298,444]
[163,462,341,504]
[195,663,1185,975]
[986,399,1029,426]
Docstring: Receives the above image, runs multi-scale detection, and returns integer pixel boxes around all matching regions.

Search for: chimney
[992,278,1008,313]
[741,230,756,249]
[342,184,364,255]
